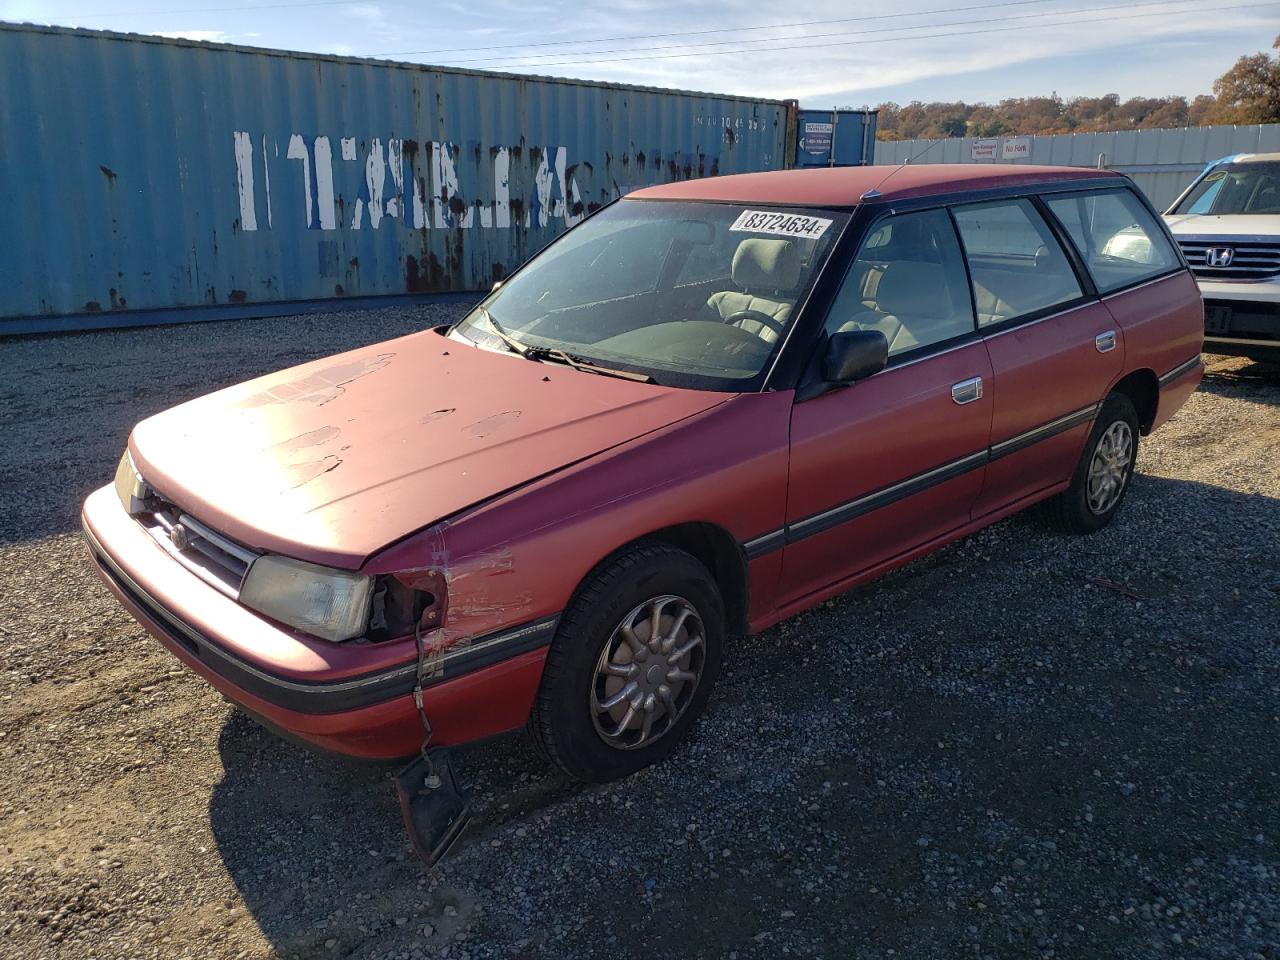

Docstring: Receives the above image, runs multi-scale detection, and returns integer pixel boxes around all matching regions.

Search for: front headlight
[240,555,374,642]
[114,450,149,514]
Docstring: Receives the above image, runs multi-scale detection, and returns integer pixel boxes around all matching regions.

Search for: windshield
[448,199,848,390]
[1171,161,1280,215]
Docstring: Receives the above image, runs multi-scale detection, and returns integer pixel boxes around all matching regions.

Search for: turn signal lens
[113,451,148,514]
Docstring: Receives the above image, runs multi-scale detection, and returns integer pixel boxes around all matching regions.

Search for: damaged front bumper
[81,485,554,759]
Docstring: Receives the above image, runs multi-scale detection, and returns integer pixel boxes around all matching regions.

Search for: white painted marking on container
[233,131,258,231]
[433,142,473,229]
[313,136,336,231]
[261,134,273,229]
[341,137,366,229]
[492,146,510,229]
[286,134,313,228]
[411,175,427,229]
[386,138,403,220]
[530,146,565,228]
[363,138,385,230]
[238,133,590,235]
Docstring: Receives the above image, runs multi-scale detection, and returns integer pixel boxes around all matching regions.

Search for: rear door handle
[1095,330,1117,353]
[951,376,984,405]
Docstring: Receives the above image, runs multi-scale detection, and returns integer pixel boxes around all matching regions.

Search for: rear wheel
[529,543,724,782]
[1045,392,1139,534]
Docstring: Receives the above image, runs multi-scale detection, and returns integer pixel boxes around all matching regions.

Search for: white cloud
[479,4,1276,105]
[25,0,1274,107]
[344,2,400,41]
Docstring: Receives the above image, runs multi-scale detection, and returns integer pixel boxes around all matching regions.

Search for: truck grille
[135,498,258,598]
[1177,238,1280,281]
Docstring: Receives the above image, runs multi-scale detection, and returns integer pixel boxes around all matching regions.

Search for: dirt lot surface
[1,307,1277,960]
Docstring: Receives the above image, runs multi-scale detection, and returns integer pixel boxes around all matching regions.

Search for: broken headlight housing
[240,555,375,643]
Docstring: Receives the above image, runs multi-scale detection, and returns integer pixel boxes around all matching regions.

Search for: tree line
[874,35,1280,140]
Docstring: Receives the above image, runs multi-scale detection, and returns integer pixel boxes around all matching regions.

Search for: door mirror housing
[822,330,888,384]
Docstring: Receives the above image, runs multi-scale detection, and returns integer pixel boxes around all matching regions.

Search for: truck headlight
[240,555,374,642]
[114,451,149,514]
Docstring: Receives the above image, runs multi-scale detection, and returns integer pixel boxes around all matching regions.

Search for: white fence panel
[874,124,1280,210]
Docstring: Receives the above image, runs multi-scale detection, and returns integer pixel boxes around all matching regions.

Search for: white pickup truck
[1163,153,1280,361]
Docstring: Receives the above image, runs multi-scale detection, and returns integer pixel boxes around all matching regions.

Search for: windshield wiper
[477,308,653,383]
[532,348,655,383]
[478,307,534,358]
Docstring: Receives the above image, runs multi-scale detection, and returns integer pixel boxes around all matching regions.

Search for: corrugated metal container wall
[0,24,790,333]
[874,124,1280,210]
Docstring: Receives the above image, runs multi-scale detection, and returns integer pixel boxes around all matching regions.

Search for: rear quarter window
[1043,189,1179,293]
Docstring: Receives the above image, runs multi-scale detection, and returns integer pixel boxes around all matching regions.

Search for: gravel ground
[1,306,1277,960]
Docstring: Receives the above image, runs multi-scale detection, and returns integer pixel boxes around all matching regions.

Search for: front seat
[707,238,801,344]
[838,260,958,354]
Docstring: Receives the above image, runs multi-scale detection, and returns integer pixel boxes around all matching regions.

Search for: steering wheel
[722,308,787,341]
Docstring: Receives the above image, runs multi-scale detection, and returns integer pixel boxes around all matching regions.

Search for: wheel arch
[570,522,751,641]
[1111,368,1159,435]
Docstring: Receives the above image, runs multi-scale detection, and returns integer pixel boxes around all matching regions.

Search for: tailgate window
[1044,189,1179,293]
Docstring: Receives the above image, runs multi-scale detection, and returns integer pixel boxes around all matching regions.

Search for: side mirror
[822,330,888,384]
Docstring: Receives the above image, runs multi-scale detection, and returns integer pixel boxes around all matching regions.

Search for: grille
[135,497,258,597]
[1177,238,1280,281]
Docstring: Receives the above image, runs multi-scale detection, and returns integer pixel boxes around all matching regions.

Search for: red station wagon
[84,165,1204,788]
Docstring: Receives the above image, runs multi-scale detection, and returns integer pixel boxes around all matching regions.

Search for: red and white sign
[970,139,999,161]
[1001,137,1032,160]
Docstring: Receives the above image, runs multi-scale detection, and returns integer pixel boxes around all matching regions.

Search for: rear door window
[951,198,1083,327]
[1043,189,1179,293]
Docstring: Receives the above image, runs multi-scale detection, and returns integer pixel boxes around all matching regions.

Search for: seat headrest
[732,238,801,292]
[875,261,950,317]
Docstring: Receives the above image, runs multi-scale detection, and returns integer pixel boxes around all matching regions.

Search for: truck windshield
[1172,161,1280,215]
[448,199,847,390]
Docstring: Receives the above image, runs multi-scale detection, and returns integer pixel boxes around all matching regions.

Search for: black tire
[528,542,725,782]
[1045,392,1140,534]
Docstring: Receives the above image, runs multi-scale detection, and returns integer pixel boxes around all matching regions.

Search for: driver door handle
[951,376,984,405]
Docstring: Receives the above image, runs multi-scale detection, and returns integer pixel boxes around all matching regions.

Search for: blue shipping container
[796,109,878,167]
[0,24,792,333]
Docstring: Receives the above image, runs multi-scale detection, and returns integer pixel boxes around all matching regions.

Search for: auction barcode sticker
[729,209,833,240]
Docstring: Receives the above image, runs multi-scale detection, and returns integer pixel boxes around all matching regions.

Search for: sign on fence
[1001,136,1032,160]
[971,139,999,161]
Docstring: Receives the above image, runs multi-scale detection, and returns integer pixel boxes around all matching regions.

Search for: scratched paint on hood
[128,329,731,567]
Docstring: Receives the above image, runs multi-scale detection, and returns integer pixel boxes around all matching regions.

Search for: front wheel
[528,543,724,782]
[1045,392,1140,534]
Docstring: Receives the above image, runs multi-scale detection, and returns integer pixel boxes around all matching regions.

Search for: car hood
[1164,213,1280,237]
[130,328,728,568]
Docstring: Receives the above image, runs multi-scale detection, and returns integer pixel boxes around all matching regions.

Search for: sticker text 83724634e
[729,210,833,240]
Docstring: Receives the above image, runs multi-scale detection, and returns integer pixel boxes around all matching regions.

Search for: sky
[0,0,1276,107]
